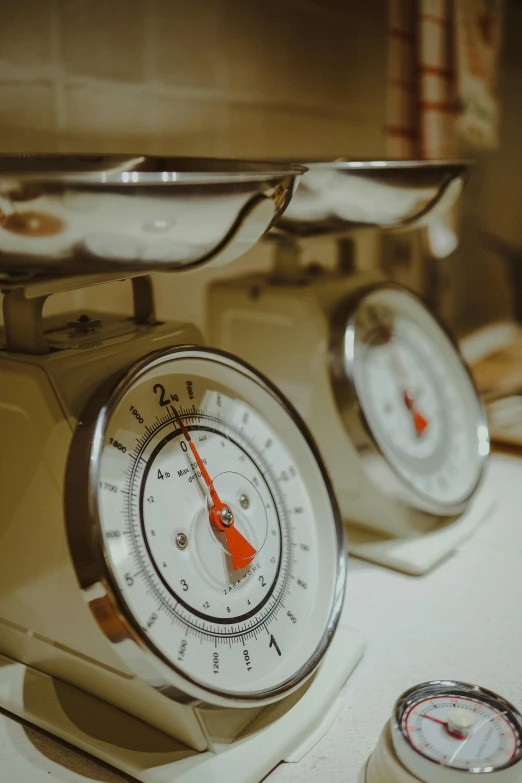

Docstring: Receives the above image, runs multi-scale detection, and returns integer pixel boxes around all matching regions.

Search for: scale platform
[0,627,364,783]
[346,481,496,575]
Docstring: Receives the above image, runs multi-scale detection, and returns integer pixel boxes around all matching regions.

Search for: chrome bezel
[65,344,346,709]
[329,282,489,516]
[392,680,522,778]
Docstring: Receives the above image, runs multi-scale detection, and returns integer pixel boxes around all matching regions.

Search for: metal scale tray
[272,159,471,236]
[0,154,306,287]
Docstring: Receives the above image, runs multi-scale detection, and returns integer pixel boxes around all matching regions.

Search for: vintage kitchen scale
[208,160,493,575]
[0,155,364,783]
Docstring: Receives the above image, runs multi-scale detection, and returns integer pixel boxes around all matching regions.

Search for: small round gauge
[331,284,489,515]
[391,681,522,783]
[66,346,345,708]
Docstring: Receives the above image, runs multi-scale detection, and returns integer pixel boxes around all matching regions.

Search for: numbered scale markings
[69,347,344,705]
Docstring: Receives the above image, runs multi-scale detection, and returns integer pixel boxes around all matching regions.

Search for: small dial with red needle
[340,285,488,514]
[83,346,344,706]
[388,681,522,782]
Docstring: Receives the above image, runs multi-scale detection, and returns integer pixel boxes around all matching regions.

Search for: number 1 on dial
[269,634,281,656]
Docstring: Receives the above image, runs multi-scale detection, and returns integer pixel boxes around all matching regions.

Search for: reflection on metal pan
[0,154,306,284]
[273,159,472,236]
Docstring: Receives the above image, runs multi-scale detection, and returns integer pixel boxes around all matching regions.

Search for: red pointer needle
[403,391,429,436]
[422,714,448,727]
[171,406,256,570]
[421,714,467,739]
[388,338,429,437]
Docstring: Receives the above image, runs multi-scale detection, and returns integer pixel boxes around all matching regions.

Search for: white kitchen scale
[0,155,364,783]
[208,160,494,575]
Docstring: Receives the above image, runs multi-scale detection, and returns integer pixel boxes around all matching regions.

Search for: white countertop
[1,453,521,783]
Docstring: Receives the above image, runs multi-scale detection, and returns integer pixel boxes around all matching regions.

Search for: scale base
[346,485,495,575]
[0,626,364,783]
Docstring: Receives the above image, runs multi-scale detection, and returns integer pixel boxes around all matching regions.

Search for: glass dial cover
[67,346,345,707]
[336,285,488,514]
[392,681,522,782]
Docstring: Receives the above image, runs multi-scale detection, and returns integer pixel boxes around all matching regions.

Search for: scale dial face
[392,682,522,782]
[69,347,344,707]
[339,285,488,514]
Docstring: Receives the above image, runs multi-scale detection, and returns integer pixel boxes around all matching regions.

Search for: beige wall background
[0,0,388,159]
[0,0,521,335]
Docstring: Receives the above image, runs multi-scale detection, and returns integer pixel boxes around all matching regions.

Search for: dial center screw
[176,532,188,550]
[219,507,234,527]
[240,494,250,509]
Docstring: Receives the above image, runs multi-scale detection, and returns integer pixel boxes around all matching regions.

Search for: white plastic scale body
[208,160,493,575]
[0,155,363,783]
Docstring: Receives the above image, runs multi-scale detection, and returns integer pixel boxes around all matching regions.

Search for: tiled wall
[0,0,389,330]
[0,0,388,159]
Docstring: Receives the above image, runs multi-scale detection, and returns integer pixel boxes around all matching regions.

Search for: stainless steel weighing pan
[0,155,306,284]
[273,159,471,237]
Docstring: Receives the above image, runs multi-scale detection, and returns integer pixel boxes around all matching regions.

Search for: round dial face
[348,286,488,511]
[403,695,519,770]
[84,347,343,705]
[394,684,522,777]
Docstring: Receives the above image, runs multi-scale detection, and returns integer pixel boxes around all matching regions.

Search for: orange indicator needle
[390,339,430,438]
[172,406,256,570]
[402,391,429,436]
[209,508,257,571]
[413,410,429,436]
[172,406,219,503]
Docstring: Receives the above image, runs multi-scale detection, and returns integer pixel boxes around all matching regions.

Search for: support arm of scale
[2,273,157,355]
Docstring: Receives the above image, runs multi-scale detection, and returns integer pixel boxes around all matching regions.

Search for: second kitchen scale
[208,160,493,575]
[0,155,364,783]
